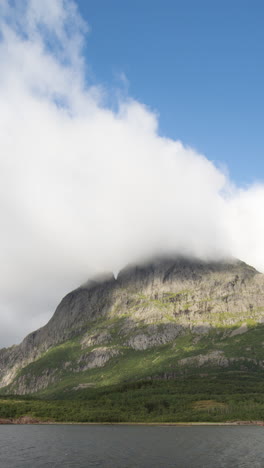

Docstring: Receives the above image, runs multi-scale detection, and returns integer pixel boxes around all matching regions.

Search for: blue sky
[77,0,264,186]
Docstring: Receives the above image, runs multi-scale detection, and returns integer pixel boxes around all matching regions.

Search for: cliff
[1,256,264,395]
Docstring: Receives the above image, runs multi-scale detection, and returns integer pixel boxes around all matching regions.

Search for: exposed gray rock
[178,351,229,368]
[81,330,111,348]
[127,324,181,350]
[230,323,248,337]
[77,347,120,370]
[8,369,58,395]
[191,323,212,334]
[73,383,96,390]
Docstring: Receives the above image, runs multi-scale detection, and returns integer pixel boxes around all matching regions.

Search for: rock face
[127,324,181,350]
[77,347,120,370]
[1,256,264,394]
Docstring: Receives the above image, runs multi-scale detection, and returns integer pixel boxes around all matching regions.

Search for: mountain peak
[0,255,263,395]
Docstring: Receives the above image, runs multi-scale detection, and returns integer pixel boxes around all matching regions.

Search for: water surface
[0,425,263,467]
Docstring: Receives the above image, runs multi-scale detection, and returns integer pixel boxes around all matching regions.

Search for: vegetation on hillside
[1,372,264,423]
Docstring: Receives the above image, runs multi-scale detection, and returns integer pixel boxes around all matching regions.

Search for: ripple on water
[0,425,264,468]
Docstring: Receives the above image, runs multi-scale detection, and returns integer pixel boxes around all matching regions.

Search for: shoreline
[0,418,264,426]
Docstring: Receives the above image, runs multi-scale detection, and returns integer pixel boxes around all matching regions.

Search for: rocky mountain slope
[1,256,264,395]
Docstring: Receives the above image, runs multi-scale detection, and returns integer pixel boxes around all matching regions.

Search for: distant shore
[1,417,264,426]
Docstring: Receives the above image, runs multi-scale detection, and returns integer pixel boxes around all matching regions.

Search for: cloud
[0,0,263,346]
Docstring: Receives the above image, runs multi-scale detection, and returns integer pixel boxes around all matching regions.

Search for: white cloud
[0,0,263,346]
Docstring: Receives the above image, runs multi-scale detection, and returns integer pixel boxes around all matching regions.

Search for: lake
[0,425,264,467]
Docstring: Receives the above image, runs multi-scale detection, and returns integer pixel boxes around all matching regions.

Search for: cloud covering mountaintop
[0,0,264,345]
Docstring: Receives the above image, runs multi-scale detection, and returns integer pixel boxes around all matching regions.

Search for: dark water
[0,425,264,467]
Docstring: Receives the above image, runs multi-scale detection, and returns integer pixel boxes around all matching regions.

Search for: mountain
[1,256,264,398]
